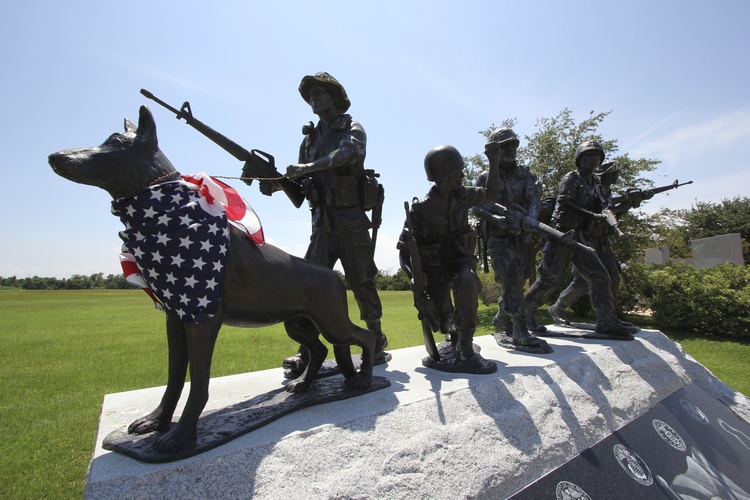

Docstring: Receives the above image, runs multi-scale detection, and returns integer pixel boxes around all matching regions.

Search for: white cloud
[632,109,750,167]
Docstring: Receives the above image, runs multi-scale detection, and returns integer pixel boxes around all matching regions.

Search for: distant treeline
[1,273,129,290]
[1,269,413,291]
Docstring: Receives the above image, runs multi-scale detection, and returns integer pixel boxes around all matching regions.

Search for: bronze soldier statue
[524,141,638,338]
[471,128,549,351]
[398,145,498,373]
[260,72,388,374]
[547,160,642,325]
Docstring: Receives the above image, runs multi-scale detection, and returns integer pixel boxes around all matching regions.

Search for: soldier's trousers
[426,260,480,338]
[556,239,620,309]
[526,236,616,319]
[305,228,382,325]
[488,237,532,322]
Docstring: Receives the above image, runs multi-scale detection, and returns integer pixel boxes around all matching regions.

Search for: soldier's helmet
[424,145,465,182]
[485,128,520,151]
[574,140,605,166]
[596,160,621,176]
[299,72,351,112]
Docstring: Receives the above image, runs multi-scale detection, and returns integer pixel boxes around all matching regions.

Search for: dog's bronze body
[49,106,375,451]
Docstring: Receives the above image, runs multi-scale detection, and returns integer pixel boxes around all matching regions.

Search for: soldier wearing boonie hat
[272,72,388,376]
[473,128,547,350]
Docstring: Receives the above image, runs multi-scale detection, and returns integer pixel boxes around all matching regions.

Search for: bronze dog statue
[49,106,376,451]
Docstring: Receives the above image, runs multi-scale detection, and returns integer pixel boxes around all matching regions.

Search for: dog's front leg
[153,316,222,451]
[128,314,188,435]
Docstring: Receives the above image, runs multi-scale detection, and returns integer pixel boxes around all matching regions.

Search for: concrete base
[84,329,750,499]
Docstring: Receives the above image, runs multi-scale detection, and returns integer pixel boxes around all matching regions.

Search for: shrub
[618,261,653,314]
[477,267,502,306]
[646,263,750,338]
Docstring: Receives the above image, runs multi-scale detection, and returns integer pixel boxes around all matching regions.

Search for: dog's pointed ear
[135,105,158,151]
[124,118,137,134]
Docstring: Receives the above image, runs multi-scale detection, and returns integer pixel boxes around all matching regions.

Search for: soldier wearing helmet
[471,128,548,351]
[547,159,648,327]
[397,145,499,373]
[263,72,388,376]
[525,140,639,338]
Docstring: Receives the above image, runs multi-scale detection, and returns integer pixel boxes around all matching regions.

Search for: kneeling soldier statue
[398,145,498,373]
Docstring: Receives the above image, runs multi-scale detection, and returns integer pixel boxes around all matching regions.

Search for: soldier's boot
[492,307,512,334]
[617,318,635,328]
[511,317,536,346]
[617,318,640,333]
[595,315,638,338]
[525,313,547,333]
[548,301,570,325]
[282,346,310,376]
[456,331,477,361]
[367,320,389,364]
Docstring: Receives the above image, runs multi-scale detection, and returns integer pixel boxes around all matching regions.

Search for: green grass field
[1,289,748,498]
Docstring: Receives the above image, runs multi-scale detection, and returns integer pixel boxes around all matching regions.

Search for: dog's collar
[148,170,182,187]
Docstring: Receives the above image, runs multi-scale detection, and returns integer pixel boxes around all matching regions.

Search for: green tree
[89,272,105,289]
[375,268,411,291]
[647,208,692,259]
[104,273,129,289]
[65,274,90,290]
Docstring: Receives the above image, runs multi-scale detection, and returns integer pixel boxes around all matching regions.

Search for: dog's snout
[48,152,63,169]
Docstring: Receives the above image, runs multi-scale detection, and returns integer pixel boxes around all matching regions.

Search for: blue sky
[1,0,748,278]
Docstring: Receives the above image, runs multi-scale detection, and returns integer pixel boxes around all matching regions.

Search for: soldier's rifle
[477,219,490,273]
[472,202,597,254]
[611,179,693,207]
[141,89,305,208]
[403,200,441,361]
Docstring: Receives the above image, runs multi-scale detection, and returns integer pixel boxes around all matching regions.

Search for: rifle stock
[141,89,305,208]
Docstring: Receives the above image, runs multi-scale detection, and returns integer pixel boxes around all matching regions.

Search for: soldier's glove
[629,189,646,208]
[492,215,512,229]
[286,163,311,179]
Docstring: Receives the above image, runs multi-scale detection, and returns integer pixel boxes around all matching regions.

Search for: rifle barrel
[141,89,183,119]
[140,88,305,207]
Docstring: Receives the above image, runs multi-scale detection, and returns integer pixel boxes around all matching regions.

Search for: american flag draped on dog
[112,173,264,322]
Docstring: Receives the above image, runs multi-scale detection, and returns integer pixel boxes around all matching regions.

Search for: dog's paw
[128,415,163,435]
[345,372,373,390]
[153,425,195,452]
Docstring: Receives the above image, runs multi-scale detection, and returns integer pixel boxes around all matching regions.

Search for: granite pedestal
[84,328,750,499]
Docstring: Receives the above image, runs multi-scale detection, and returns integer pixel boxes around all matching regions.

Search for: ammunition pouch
[301,178,319,203]
[321,172,383,210]
[453,229,478,257]
[552,212,583,232]
[361,170,382,210]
